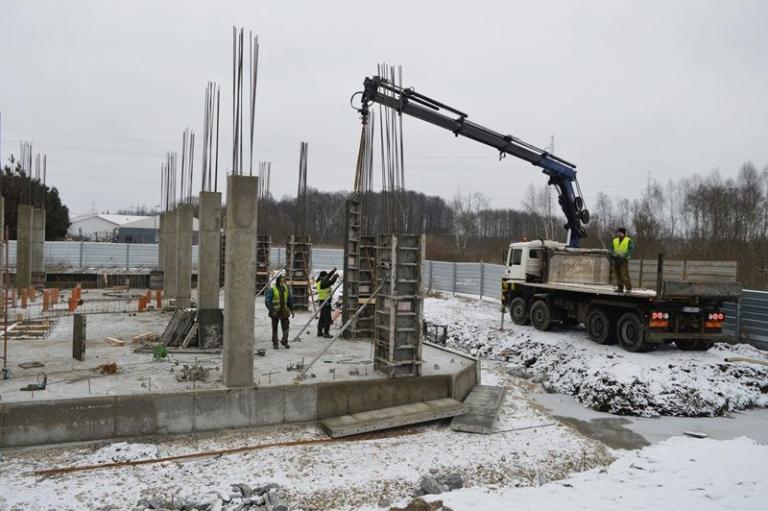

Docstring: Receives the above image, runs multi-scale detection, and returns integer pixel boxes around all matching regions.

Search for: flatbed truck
[501,240,742,352]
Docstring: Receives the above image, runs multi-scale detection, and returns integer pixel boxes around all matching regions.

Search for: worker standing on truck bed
[266,275,294,349]
[611,228,636,293]
[316,268,339,338]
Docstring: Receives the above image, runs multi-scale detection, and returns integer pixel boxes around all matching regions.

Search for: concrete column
[16,205,33,290]
[198,191,222,309]
[0,196,4,312]
[223,175,258,387]
[158,212,166,271]
[164,208,178,301]
[175,203,193,309]
[31,208,46,282]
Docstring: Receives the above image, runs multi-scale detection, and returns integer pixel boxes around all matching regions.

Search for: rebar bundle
[18,141,45,206]
[257,161,272,233]
[200,82,221,193]
[295,142,309,235]
[231,27,259,176]
[179,129,195,205]
[161,152,178,213]
[376,63,407,232]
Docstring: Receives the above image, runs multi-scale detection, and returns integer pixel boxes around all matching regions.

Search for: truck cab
[503,240,565,284]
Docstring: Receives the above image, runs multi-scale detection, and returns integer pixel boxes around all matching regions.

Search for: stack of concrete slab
[450,385,505,434]
[320,398,467,438]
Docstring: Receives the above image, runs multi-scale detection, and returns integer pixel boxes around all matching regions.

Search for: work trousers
[318,302,332,335]
[613,258,632,291]
[271,315,290,342]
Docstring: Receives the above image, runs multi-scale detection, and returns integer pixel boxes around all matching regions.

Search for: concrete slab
[320,397,467,438]
[451,384,506,434]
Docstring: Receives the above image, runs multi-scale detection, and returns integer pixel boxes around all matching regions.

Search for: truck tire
[530,300,552,331]
[509,297,530,325]
[586,308,615,345]
[617,312,646,352]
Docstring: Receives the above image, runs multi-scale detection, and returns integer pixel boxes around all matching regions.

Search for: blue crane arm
[357,75,590,246]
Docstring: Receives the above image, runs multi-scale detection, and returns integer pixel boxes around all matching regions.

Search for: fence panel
[724,290,768,350]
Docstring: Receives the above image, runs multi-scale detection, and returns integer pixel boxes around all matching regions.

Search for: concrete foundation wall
[0,366,477,448]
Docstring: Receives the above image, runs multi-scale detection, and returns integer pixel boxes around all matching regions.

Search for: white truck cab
[503,240,566,283]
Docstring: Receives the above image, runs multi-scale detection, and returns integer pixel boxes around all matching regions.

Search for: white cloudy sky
[1,0,766,215]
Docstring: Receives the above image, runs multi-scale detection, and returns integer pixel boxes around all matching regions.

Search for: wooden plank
[104,337,125,346]
[661,280,741,298]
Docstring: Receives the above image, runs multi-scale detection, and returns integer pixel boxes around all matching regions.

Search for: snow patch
[425,295,768,417]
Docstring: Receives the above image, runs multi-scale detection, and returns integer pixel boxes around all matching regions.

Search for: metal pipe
[297,285,382,381]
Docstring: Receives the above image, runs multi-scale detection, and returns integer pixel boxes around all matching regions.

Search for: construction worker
[315,267,339,338]
[265,275,294,349]
[611,227,636,293]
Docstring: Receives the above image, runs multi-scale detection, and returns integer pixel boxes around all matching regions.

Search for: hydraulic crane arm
[355,75,590,247]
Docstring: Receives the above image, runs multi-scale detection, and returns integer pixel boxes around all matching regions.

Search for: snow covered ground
[425,295,768,417]
[2,294,766,510]
[0,366,610,511]
[367,436,768,511]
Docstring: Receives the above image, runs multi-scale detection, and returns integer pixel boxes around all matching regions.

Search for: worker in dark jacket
[610,227,636,293]
[265,275,294,349]
[316,267,339,338]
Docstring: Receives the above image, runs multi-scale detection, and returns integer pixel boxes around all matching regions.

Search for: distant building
[68,214,148,241]
[117,216,199,244]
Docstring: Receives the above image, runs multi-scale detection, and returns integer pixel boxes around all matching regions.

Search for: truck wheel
[530,300,552,331]
[586,308,615,345]
[617,312,646,352]
[509,297,530,325]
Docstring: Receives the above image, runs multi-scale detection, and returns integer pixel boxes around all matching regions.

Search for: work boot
[317,330,324,337]
[615,287,624,293]
[281,339,290,349]
[323,331,333,339]
[272,339,279,349]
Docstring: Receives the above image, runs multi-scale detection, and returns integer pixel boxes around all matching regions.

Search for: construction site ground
[0,293,766,510]
[0,290,468,403]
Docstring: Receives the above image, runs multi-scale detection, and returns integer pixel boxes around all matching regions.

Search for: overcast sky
[1,0,766,216]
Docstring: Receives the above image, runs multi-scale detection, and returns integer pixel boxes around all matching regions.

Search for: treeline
[527,163,768,288]
[1,160,70,240]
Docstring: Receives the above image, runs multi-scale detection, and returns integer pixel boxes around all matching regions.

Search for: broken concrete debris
[415,471,464,496]
[134,482,293,511]
[390,497,453,511]
[174,363,211,383]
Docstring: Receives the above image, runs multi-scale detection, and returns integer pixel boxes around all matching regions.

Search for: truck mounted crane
[354,75,591,247]
[354,75,741,353]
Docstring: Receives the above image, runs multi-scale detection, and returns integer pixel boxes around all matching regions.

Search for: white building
[68,214,148,241]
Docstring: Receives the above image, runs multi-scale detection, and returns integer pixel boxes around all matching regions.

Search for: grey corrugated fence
[723,290,768,350]
[5,242,766,349]
[3,241,344,272]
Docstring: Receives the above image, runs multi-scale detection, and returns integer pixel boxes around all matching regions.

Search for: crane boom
[356,75,590,247]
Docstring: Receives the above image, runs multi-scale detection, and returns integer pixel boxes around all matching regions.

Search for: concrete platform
[320,398,467,438]
[451,385,506,434]
[0,293,478,447]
